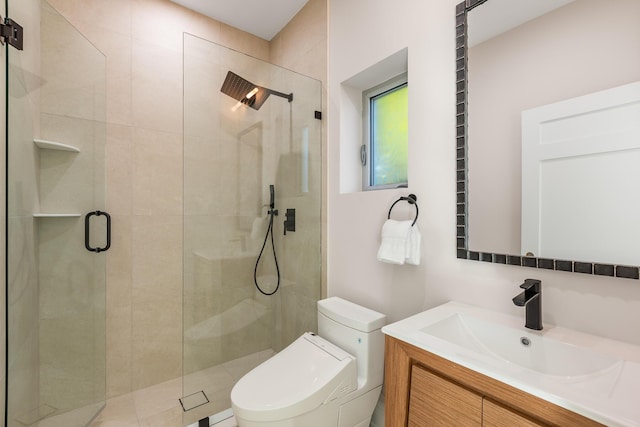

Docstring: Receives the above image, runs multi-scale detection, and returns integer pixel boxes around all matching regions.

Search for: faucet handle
[520,278,541,292]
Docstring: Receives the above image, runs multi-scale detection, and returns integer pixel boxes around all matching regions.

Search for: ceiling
[169,0,310,41]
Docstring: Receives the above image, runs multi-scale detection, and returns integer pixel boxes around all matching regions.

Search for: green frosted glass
[371,84,408,186]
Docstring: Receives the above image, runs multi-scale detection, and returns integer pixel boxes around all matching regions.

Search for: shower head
[221,71,293,111]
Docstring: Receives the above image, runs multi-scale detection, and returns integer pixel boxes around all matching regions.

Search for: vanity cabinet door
[408,365,482,426]
[483,398,546,427]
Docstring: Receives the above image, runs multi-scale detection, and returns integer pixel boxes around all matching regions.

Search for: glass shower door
[6,1,107,426]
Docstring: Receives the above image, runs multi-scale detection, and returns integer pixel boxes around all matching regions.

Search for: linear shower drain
[180,390,210,412]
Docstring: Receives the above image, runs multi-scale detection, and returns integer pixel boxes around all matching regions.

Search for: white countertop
[382,301,640,427]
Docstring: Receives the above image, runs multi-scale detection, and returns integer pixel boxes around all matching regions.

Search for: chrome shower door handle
[85,210,111,253]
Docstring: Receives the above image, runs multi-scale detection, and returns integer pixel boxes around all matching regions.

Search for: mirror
[455,0,640,279]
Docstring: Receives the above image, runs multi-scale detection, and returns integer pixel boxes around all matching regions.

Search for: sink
[382,301,640,427]
[420,313,619,378]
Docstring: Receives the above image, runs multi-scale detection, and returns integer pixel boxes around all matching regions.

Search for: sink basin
[420,313,619,378]
[382,301,640,427]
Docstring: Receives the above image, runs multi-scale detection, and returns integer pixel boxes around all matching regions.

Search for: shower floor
[89,349,274,427]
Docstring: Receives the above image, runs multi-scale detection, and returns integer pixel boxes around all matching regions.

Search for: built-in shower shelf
[33,139,80,153]
[33,213,81,218]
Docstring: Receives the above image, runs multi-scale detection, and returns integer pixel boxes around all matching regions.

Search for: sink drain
[520,337,531,347]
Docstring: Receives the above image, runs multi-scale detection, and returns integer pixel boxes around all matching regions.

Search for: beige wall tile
[46,0,132,37]
[131,40,183,134]
[132,0,191,52]
[6,0,42,422]
[131,215,182,293]
[132,128,183,216]
[270,0,328,298]
[106,124,133,215]
[270,0,327,81]
[131,215,182,388]
[106,214,133,397]
[6,217,40,422]
[40,2,106,121]
[43,1,133,126]
[182,12,223,46]
[38,114,99,213]
[106,303,133,398]
[219,23,270,62]
[84,27,133,126]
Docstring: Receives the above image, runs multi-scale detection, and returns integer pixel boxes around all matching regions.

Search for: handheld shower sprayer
[269,184,275,210]
[254,184,280,295]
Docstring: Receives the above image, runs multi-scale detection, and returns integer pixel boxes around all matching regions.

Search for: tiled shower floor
[89,349,274,427]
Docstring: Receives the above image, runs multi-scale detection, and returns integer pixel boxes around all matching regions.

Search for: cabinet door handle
[85,210,111,253]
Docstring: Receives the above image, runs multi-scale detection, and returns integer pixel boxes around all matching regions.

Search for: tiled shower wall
[5,0,42,422]
[43,0,326,399]
[270,0,328,300]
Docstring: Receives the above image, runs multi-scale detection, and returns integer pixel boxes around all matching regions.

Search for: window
[363,73,408,190]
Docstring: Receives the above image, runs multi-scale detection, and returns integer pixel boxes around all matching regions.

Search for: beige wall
[44,0,326,399]
[270,0,328,297]
[5,0,42,423]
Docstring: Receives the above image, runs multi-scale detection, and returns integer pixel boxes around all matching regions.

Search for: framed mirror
[455,0,640,279]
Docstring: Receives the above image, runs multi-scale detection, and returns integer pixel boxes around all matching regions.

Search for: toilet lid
[231,333,357,422]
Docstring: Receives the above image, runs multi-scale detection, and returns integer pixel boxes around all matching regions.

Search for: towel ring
[387,194,419,226]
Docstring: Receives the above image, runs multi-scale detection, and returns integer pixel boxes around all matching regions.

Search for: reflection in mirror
[456,0,640,279]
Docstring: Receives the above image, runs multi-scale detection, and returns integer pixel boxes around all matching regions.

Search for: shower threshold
[187,407,236,427]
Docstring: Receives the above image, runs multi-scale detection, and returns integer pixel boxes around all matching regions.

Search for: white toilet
[231,297,386,427]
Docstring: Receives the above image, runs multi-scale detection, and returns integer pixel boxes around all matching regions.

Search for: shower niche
[33,137,81,217]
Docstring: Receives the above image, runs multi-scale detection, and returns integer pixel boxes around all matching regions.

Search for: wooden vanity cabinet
[408,364,481,426]
[385,336,604,427]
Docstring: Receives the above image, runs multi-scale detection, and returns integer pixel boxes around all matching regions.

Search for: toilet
[231,297,386,427]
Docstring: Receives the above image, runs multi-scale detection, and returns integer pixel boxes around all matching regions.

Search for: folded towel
[377,219,413,264]
[405,224,421,265]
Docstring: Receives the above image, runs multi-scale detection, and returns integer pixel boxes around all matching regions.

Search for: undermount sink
[420,312,619,378]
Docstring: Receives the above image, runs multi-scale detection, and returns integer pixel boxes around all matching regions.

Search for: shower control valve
[284,208,296,235]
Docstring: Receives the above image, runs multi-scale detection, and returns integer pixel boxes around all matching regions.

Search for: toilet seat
[231,332,357,423]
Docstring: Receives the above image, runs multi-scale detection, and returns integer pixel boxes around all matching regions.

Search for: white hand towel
[405,224,421,265]
[377,219,413,264]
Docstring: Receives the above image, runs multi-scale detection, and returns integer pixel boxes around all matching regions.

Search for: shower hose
[254,209,281,295]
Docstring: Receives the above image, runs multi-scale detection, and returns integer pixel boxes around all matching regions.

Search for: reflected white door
[521,81,640,265]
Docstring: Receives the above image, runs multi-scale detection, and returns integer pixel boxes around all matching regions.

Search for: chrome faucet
[512,279,542,330]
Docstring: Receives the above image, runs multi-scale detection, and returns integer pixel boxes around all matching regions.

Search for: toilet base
[234,385,382,427]
[337,386,381,427]
[234,400,339,427]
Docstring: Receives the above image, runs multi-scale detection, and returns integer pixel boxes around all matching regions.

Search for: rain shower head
[221,71,293,111]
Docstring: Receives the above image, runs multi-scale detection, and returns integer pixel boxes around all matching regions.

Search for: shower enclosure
[181,35,323,424]
[4,1,322,426]
[5,1,107,426]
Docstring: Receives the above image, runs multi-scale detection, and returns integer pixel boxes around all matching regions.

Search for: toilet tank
[317,297,386,392]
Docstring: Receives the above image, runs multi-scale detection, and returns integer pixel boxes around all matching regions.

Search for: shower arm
[266,88,293,103]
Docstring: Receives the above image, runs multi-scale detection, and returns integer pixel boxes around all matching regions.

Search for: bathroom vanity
[382,302,640,426]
